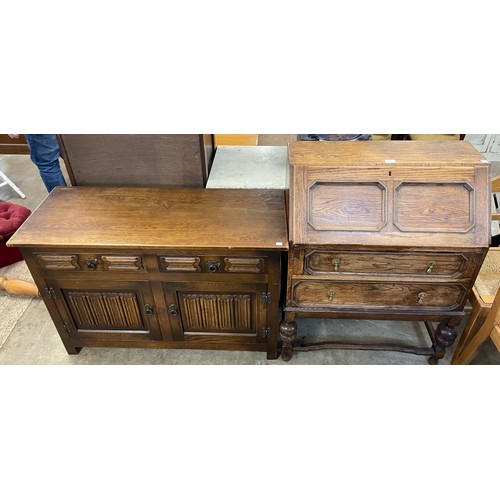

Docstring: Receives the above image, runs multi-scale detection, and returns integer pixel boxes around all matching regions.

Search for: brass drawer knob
[327,290,335,301]
[426,261,437,274]
[332,259,341,272]
[144,304,154,316]
[169,304,178,316]
[417,292,427,304]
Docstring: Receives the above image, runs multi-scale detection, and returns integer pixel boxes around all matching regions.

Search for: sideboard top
[288,140,488,166]
[9,187,289,251]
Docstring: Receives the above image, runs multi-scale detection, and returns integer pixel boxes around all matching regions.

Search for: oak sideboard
[9,187,288,359]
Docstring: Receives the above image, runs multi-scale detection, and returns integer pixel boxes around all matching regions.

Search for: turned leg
[429,322,457,365]
[280,320,297,362]
[0,275,40,297]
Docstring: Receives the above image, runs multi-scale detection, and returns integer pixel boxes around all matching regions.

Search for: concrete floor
[1,146,500,365]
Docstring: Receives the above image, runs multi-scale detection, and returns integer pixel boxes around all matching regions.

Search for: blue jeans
[25,134,67,192]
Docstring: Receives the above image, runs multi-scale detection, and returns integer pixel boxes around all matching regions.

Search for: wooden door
[162,281,270,345]
[45,278,163,342]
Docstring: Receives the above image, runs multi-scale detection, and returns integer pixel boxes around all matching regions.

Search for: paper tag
[385,159,396,163]
[275,242,283,246]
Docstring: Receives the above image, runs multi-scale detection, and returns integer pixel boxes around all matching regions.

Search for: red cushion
[0,202,31,268]
[0,202,31,238]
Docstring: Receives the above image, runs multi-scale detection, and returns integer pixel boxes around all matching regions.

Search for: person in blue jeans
[9,134,67,192]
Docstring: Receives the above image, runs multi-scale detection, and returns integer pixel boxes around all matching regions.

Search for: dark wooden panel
[57,134,214,187]
[0,134,30,154]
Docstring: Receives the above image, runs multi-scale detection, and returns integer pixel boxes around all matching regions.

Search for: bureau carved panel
[307,181,387,231]
[394,181,475,233]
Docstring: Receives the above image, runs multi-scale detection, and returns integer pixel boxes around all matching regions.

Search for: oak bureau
[9,187,288,359]
[280,140,491,363]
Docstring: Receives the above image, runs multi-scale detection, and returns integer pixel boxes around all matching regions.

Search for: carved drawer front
[35,253,145,272]
[223,257,266,273]
[99,255,144,271]
[159,255,266,274]
[304,250,469,278]
[36,253,81,271]
[159,256,201,272]
[291,279,467,310]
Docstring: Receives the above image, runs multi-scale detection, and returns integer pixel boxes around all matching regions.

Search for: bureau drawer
[304,250,469,278]
[35,253,146,272]
[158,255,267,274]
[291,279,467,310]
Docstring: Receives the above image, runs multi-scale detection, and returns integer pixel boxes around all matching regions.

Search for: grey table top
[206,146,289,190]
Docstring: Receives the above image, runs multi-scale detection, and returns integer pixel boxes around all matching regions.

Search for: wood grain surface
[9,187,289,251]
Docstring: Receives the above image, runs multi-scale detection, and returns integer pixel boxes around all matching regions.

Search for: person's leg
[24,134,67,192]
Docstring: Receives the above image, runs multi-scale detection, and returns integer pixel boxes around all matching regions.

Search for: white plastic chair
[0,170,26,199]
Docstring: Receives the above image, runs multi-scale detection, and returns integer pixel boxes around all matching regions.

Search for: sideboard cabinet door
[162,281,270,346]
[44,279,163,342]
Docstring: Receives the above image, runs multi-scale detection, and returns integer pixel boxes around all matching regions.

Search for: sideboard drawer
[159,255,267,274]
[35,252,146,272]
[290,279,467,311]
[304,250,470,278]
